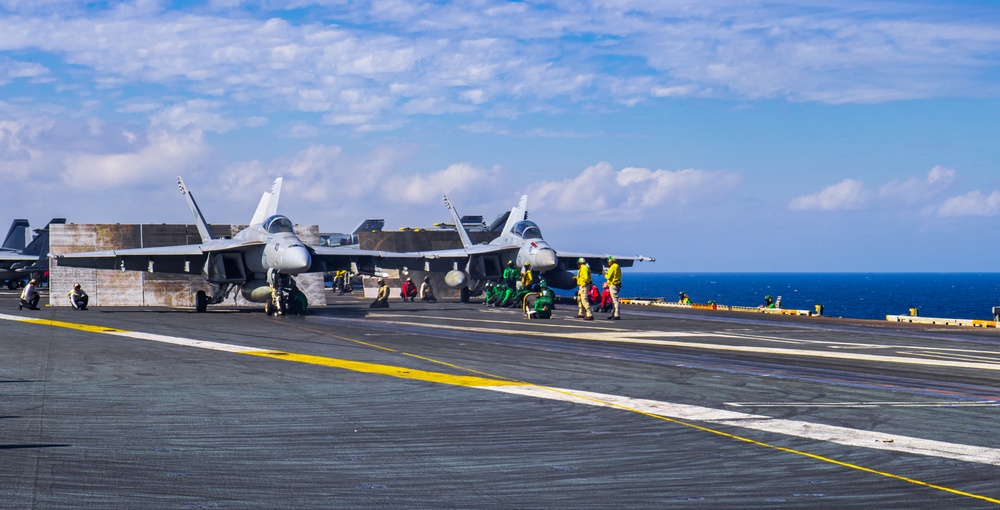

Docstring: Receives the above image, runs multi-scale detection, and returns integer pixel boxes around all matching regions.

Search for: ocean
[576,272,1000,321]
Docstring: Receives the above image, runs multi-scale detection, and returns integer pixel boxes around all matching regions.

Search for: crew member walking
[575,258,593,320]
[604,255,621,320]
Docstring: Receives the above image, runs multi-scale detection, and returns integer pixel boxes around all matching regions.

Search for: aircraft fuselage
[515,242,558,273]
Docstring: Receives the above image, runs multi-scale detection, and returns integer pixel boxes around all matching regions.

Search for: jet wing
[313,242,526,276]
[556,252,655,269]
[310,245,408,275]
[399,244,519,259]
[54,239,264,275]
[368,244,523,276]
[0,251,37,264]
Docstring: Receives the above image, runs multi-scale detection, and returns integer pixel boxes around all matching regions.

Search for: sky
[1,0,999,272]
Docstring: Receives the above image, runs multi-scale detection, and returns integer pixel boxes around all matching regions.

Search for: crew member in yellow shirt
[604,255,621,320]
[575,258,593,320]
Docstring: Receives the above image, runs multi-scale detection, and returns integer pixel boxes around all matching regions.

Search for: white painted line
[106,331,273,353]
[726,401,999,408]
[391,318,1000,371]
[485,386,1000,466]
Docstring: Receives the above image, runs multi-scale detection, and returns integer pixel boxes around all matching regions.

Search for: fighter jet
[54,177,386,314]
[403,195,654,301]
[0,218,65,289]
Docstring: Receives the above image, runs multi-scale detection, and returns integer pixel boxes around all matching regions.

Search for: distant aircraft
[0,218,64,289]
[54,177,387,314]
[405,195,654,301]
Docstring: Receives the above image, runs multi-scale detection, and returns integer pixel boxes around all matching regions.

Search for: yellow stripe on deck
[21,318,127,334]
[243,350,521,387]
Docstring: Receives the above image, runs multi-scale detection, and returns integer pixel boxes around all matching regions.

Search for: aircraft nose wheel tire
[460,287,470,303]
[195,291,208,313]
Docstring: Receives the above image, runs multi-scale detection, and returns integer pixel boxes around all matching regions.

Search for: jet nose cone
[533,249,558,272]
[282,245,312,274]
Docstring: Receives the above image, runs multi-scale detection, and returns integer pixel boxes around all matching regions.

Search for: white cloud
[0,117,209,191]
[532,161,739,216]
[788,178,871,211]
[879,165,956,204]
[936,190,1000,217]
[787,165,1000,222]
[150,100,244,133]
[0,56,48,84]
[392,163,501,205]
[533,161,616,212]
[60,128,210,189]
[0,0,995,136]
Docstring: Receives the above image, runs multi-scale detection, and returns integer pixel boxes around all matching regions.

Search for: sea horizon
[574,271,1000,322]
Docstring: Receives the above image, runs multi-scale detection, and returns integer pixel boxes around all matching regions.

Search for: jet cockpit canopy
[264,215,295,234]
[512,220,543,240]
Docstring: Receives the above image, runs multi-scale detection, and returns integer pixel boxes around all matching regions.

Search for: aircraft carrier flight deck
[2,290,999,509]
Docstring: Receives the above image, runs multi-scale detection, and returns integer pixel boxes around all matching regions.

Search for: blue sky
[1,0,999,271]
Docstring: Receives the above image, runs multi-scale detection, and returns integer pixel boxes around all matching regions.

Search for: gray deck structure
[48,223,326,308]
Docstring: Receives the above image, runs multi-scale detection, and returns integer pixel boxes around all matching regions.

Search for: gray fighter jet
[404,195,654,301]
[0,218,64,289]
[54,177,387,314]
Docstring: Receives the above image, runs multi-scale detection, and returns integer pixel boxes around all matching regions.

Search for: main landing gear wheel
[195,291,208,313]
[6,280,16,290]
[460,287,470,303]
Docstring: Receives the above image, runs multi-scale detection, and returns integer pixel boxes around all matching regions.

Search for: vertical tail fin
[500,195,528,237]
[177,177,213,244]
[2,219,29,251]
[249,177,283,226]
[23,218,65,257]
[443,195,474,249]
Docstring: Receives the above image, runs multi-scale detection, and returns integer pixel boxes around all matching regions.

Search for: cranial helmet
[577,258,585,265]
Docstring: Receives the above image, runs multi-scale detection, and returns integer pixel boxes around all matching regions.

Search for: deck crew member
[19,279,39,310]
[521,262,537,291]
[600,282,613,313]
[575,258,594,320]
[420,276,437,302]
[503,260,520,289]
[68,283,89,310]
[371,279,390,308]
[604,256,621,320]
[401,277,417,301]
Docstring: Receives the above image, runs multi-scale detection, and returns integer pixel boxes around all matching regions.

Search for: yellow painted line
[243,350,521,387]
[21,318,127,333]
[3,312,999,505]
